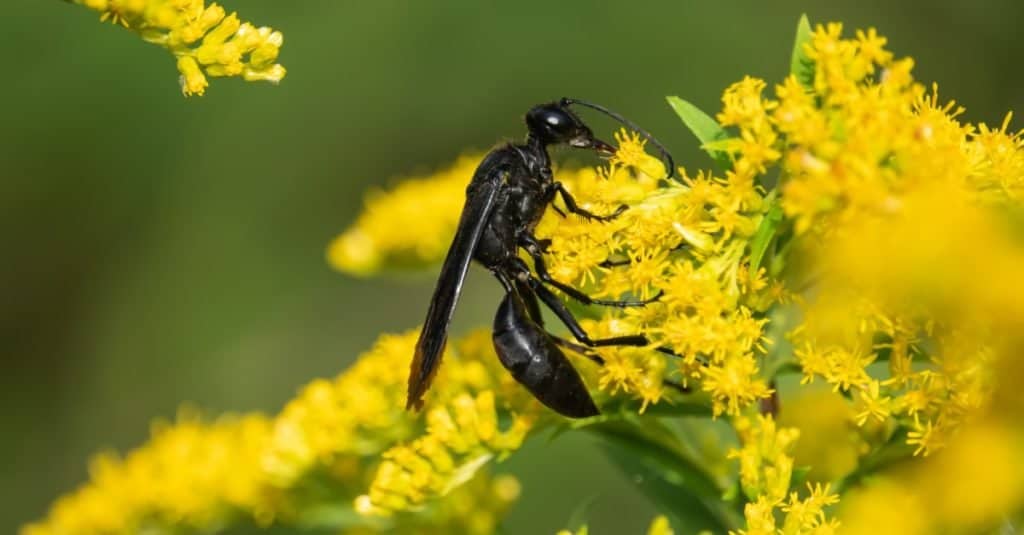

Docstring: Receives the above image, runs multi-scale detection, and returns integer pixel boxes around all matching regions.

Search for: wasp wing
[406,165,507,410]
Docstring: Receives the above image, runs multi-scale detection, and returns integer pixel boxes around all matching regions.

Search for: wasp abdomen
[492,290,600,418]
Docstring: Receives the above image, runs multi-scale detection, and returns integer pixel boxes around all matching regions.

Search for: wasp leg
[523,275,650,347]
[548,328,694,397]
[555,182,628,222]
[598,257,632,268]
[598,243,689,268]
[518,237,662,308]
[550,335,605,365]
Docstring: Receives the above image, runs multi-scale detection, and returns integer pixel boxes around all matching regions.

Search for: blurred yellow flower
[328,154,484,275]
[23,330,527,535]
[21,408,275,535]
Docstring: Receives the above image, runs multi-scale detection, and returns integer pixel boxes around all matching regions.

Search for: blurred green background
[4,1,1022,532]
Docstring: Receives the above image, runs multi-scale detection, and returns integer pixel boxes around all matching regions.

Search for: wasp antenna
[562,97,677,180]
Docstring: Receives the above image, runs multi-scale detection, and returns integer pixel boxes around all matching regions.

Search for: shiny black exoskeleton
[407,98,675,418]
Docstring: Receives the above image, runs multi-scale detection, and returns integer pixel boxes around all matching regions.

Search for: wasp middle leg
[518,236,662,308]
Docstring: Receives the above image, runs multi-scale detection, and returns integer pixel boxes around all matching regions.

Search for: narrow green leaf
[748,192,783,279]
[790,14,815,90]
[589,418,741,532]
[564,494,601,532]
[666,96,733,171]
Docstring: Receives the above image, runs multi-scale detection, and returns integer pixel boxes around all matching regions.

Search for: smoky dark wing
[406,166,506,410]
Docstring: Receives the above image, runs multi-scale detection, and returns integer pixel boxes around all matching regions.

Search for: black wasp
[407,98,675,418]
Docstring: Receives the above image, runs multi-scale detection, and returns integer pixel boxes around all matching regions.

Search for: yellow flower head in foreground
[71,0,286,96]
[741,22,1024,457]
[21,409,274,535]
[24,330,530,535]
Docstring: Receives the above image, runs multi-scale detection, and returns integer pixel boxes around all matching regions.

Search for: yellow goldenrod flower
[609,129,667,178]
[69,0,286,96]
[23,330,527,534]
[357,390,533,514]
[21,408,275,535]
[728,415,840,535]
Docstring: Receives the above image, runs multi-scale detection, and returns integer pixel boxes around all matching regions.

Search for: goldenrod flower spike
[23,329,527,534]
[69,0,286,96]
[358,390,534,515]
[328,155,485,275]
[728,415,840,535]
[20,409,275,535]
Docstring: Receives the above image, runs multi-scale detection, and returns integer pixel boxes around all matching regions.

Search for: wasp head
[526,102,615,154]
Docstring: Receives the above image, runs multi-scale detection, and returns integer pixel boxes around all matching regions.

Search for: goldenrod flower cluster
[70,0,285,95]
[746,22,1020,458]
[329,155,485,275]
[728,415,839,535]
[537,130,777,416]
[357,390,532,514]
[21,409,273,535]
[23,331,527,534]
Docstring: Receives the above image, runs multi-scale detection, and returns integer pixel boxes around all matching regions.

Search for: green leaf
[748,191,783,279]
[588,417,741,532]
[790,14,815,90]
[666,96,733,171]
